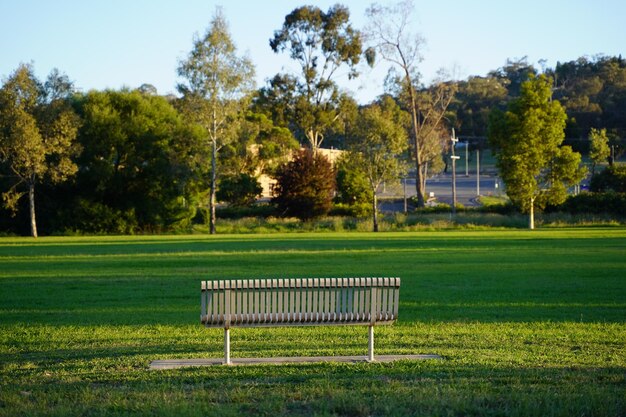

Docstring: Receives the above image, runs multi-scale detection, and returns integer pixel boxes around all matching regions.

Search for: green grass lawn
[1,229,625,416]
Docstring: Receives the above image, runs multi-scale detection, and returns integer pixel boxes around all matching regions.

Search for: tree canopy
[366,1,456,207]
[71,89,202,233]
[589,128,611,174]
[345,95,408,231]
[177,7,255,234]
[489,75,587,229]
[270,4,363,151]
[0,64,80,237]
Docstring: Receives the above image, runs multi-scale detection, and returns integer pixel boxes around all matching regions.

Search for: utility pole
[451,129,460,216]
[403,177,408,214]
[476,149,480,196]
[465,141,469,177]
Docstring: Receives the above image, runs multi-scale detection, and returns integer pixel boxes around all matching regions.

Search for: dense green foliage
[453,55,626,147]
[451,74,509,137]
[551,55,626,141]
[220,112,298,177]
[0,230,625,416]
[69,89,202,234]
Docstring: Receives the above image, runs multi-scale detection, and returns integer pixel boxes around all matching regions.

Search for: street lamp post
[451,129,460,216]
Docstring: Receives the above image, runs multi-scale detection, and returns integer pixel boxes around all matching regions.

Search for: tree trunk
[29,181,38,238]
[529,197,535,230]
[209,138,217,235]
[404,76,425,208]
[372,192,379,232]
[417,164,428,205]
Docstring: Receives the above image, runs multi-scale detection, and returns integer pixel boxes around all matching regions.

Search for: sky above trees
[1,0,625,104]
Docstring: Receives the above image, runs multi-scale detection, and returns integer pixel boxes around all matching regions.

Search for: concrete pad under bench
[150,354,442,369]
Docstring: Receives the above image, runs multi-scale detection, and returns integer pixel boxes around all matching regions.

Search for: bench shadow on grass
[3,299,625,326]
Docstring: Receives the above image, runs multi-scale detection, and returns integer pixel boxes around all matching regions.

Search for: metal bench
[201,277,401,364]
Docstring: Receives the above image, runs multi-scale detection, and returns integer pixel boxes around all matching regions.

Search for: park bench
[201,277,401,364]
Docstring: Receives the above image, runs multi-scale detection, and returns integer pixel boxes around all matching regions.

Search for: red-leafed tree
[272,150,335,220]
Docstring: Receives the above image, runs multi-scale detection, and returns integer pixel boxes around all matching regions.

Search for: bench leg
[224,328,231,365]
[368,325,375,362]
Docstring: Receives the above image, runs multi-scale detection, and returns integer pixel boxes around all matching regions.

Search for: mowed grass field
[1,229,625,416]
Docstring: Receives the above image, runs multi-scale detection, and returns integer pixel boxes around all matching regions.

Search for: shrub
[590,164,626,193]
[216,173,263,206]
[558,192,626,216]
[215,204,277,219]
[330,202,371,217]
[72,200,138,234]
[272,150,336,220]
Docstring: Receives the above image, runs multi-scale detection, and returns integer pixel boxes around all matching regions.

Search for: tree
[73,89,202,233]
[272,150,336,220]
[0,64,80,237]
[137,83,158,96]
[551,55,626,140]
[489,75,587,229]
[489,57,537,99]
[345,96,408,231]
[366,1,456,207]
[335,155,373,216]
[270,4,363,151]
[589,128,611,174]
[217,110,298,210]
[219,111,298,178]
[452,75,509,137]
[411,79,457,184]
[177,8,255,234]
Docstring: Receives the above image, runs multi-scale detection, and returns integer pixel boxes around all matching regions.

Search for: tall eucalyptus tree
[270,4,363,151]
[366,1,456,207]
[177,8,255,234]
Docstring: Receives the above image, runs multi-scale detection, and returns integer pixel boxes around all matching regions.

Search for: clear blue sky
[1,0,624,103]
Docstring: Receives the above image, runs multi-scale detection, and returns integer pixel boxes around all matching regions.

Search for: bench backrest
[201,277,400,328]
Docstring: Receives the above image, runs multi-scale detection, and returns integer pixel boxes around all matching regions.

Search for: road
[378,172,504,212]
